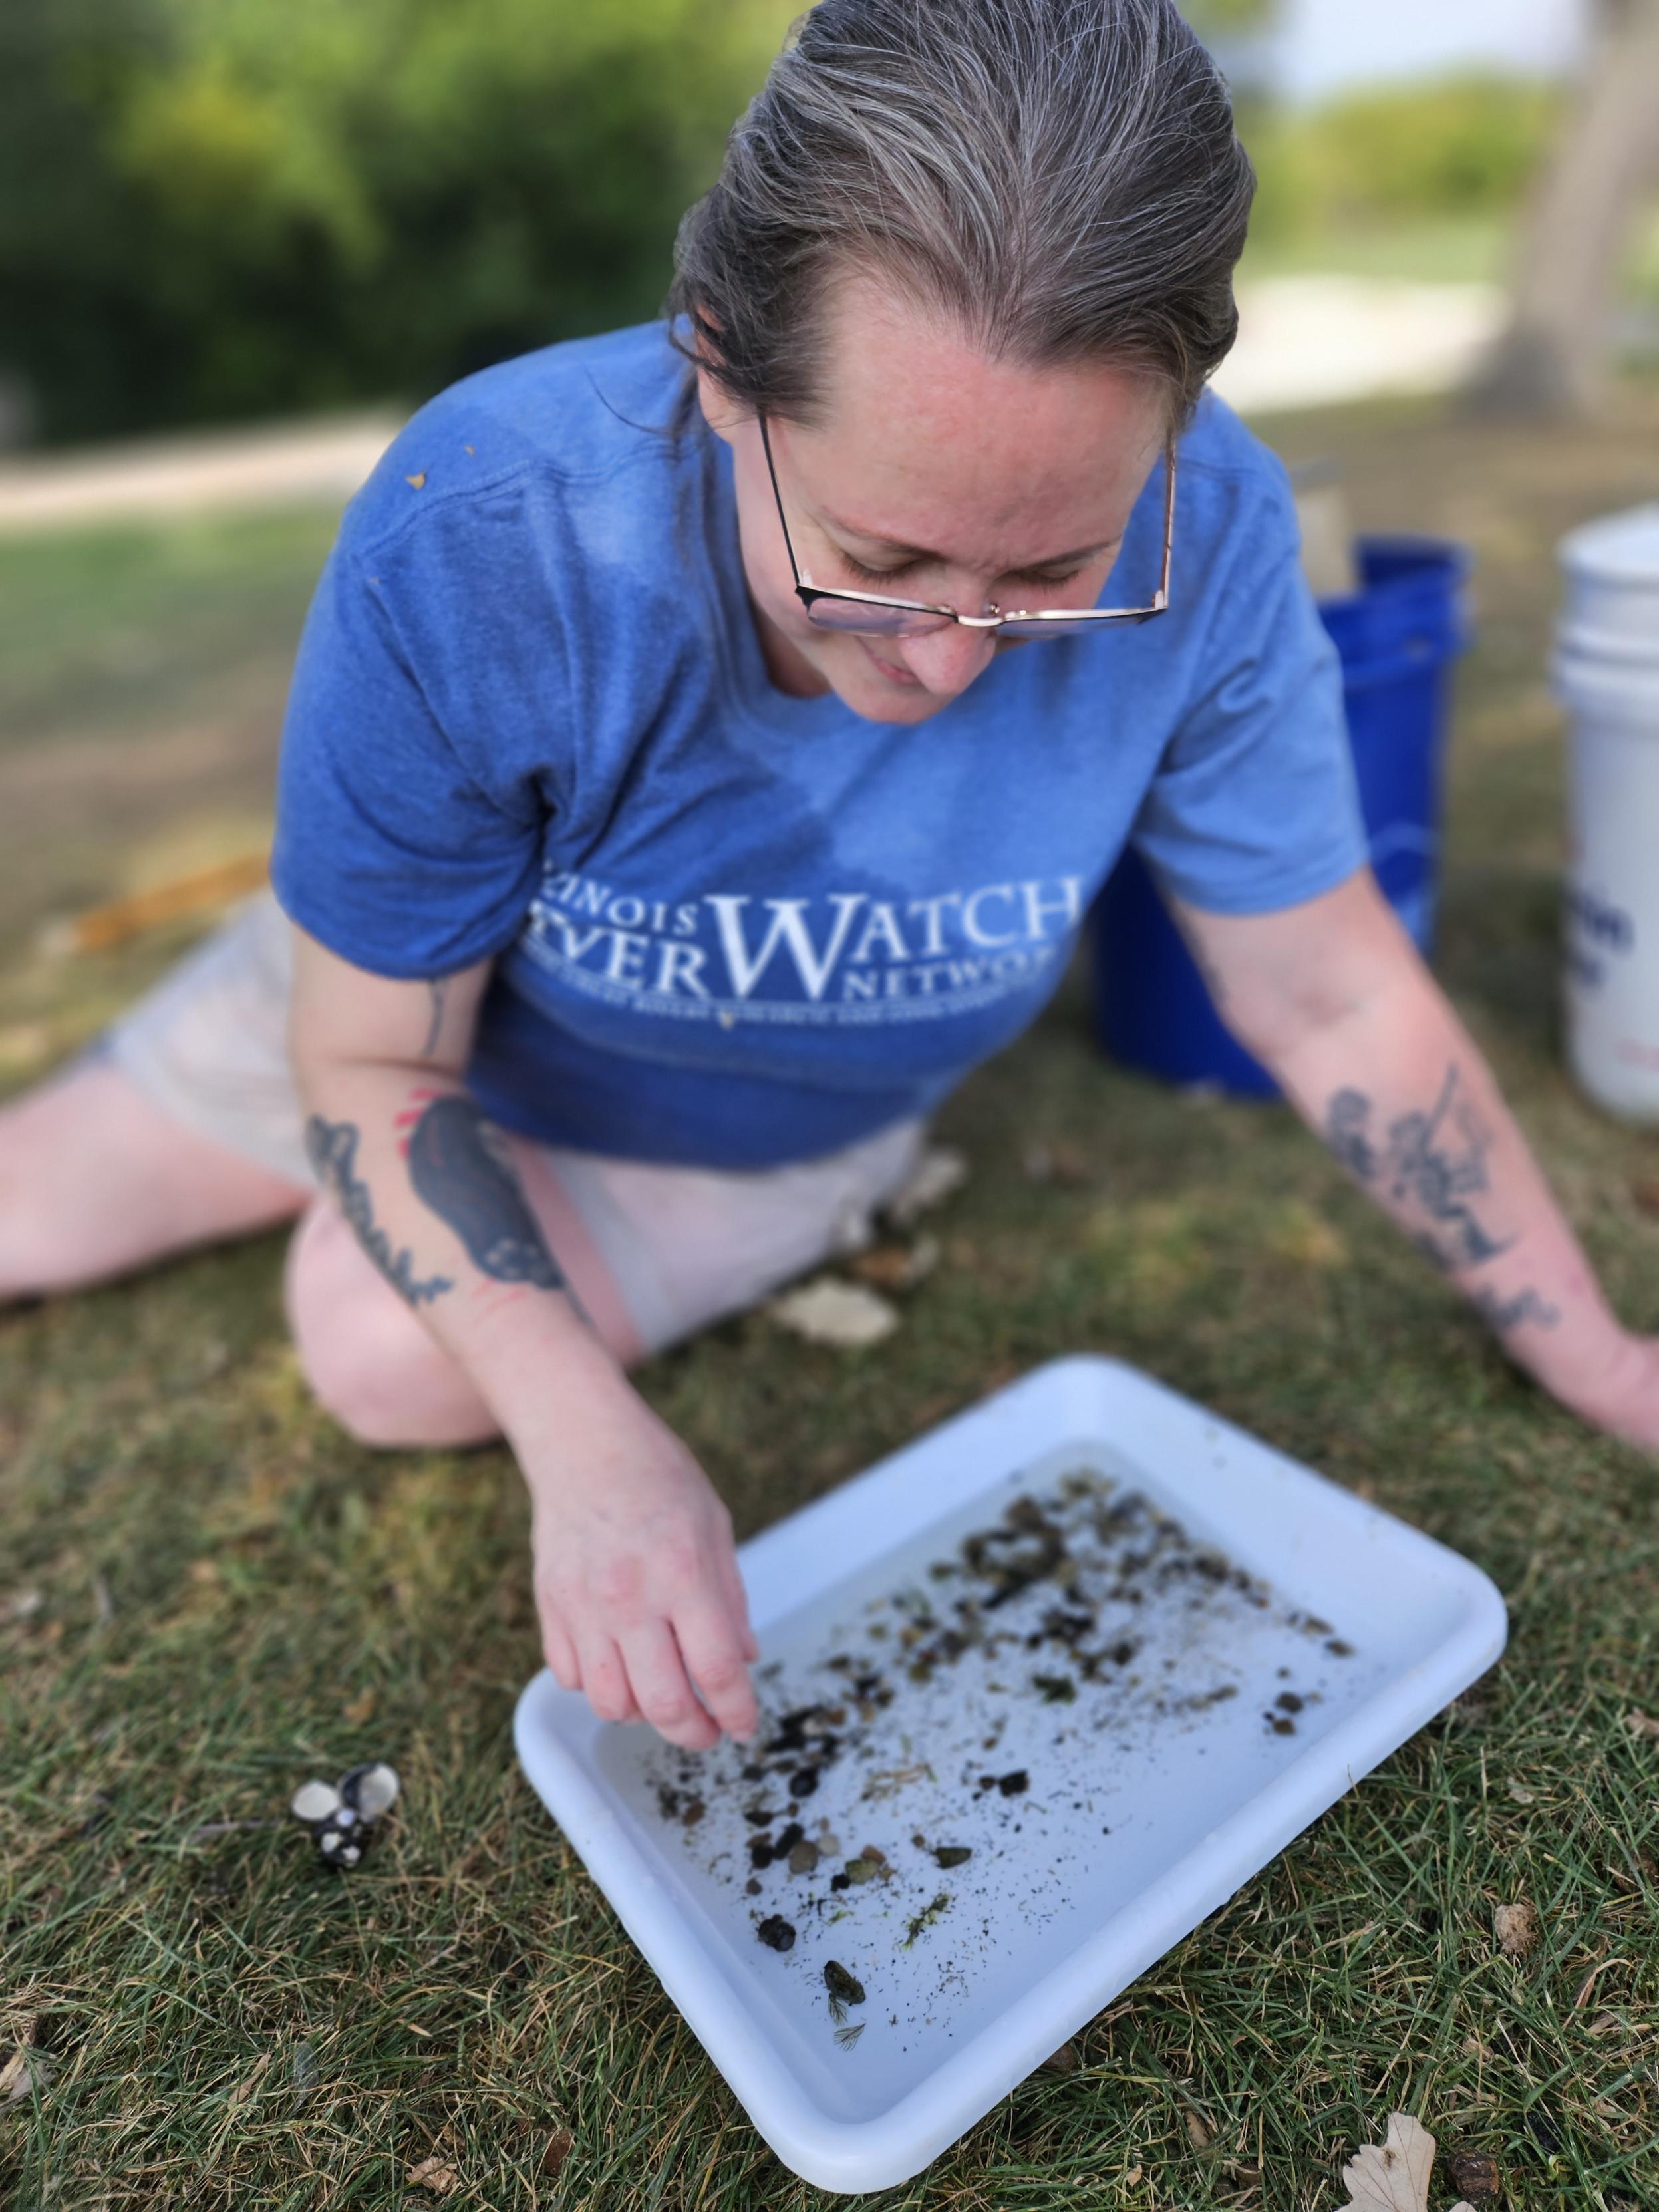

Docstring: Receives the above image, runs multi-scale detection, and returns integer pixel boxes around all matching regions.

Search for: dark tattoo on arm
[420,977,450,1060]
[1322,1064,1513,1272]
[1472,1285,1561,1335]
[305,1116,454,1306]
[406,1094,569,1292]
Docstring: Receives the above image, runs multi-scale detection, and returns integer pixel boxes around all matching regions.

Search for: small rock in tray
[756,1915,796,1952]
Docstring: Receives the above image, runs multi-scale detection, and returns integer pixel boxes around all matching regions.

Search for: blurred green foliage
[1243,75,1563,247]
[0,0,1567,448]
[0,0,794,443]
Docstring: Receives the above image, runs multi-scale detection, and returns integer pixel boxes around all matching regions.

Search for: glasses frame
[756,408,1177,639]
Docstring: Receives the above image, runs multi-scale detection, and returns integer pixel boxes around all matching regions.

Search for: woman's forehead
[787,273,1167,554]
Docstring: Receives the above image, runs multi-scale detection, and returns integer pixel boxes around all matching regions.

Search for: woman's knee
[284,1204,500,1450]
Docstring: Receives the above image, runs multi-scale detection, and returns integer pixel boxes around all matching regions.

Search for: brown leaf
[1185,2110,1215,2150]
[406,2155,459,2195]
[1336,2113,1471,2212]
[227,2052,270,2108]
[1493,1900,1538,1958]
[342,1687,378,1727]
[541,2126,574,2176]
[1040,2040,1080,2076]
[1443,2147,1503,2203]
[1,2048,55,2104]
[1622,1709,1659,1741]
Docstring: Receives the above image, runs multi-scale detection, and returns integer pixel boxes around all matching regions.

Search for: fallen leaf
[1185,2111,1215,2150]
[1,2048,55,2104]
[886,1144,969,1227]
[1493,1900,1537,1958]
[1122,2166,1143,2187]
[1040,2040,1080,2076]
[406,2155,458,2195]
[1335,2113,1472,2212]
[769,1277,899,1348]
[1506,1780,1535,1804]
[227,2052,270,2108]
[1443,2147,1503,2203]
[342,1687,378,1727]
[850,1235,939,1292]
[1622,1710,1659,1741]
[1022,1140,1089,1186]
[542,2126,574,2175]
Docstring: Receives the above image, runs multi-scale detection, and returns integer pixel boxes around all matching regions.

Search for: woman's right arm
[287,922,760,1751]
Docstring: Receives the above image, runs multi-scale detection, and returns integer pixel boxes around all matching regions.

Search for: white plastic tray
[514,1354,1505,2194]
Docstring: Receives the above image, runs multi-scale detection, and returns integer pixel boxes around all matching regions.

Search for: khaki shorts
[106,891,927,1359]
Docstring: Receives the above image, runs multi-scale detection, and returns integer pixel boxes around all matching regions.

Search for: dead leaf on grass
[542,2126,574,2175]
[342,1687,378,1727]
[406,2153,459,2195]
[769,1277,900,1348]
[1336,2113,1472,2212]
[1622,1710,1659,1742]
[1505,1780,1535,1804]
[885,1144,969,1228]
[850,1235,939,1292]
[227,2052,270,2108]
[1,2048,55,2104]
[1493,1900,1538,1958]
[1185,2110,1215,2150]
[1040,2040,1080,2076]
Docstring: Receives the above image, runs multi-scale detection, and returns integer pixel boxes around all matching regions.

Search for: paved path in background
[0,277,1508,533]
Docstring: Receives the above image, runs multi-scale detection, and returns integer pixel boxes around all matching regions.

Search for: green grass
[5,390,1659,2209]
[0,508,340,755]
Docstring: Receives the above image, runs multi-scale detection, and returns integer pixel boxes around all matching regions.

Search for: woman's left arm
[1173,868,1659,1448]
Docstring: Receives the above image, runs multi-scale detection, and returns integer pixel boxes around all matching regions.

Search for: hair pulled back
[667,0,1255,428]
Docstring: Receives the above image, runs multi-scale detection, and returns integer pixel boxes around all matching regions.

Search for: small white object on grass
[770,1277,900,1349]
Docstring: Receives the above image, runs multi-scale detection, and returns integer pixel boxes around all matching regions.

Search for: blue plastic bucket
[1092,534,1472,1096]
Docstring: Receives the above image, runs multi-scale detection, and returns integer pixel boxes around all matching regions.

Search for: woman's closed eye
[837,549,1086,591]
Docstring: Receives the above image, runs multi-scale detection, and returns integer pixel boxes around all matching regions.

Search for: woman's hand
[1537,1329,1659,1451]
[524,1382,761,1752]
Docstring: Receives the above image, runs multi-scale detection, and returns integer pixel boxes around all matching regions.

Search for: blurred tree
[0,0,793,443]
[1471,0,1659,414]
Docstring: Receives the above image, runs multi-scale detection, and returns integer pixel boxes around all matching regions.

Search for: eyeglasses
[757,409,1175,640]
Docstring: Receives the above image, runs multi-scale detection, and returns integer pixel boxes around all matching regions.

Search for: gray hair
[666,0,1255,429]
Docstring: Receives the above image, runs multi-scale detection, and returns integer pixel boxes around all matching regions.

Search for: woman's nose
[897,619,1000,697]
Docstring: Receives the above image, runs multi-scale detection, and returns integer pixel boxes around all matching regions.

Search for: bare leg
[0,1059,309,1301]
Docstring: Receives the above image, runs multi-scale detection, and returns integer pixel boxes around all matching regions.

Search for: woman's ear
[694,358,745,447]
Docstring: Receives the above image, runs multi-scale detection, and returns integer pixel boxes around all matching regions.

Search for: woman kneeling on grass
[4,0,1656,1751]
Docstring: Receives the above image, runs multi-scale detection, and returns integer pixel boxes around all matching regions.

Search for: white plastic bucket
[1553,504,1659,1121]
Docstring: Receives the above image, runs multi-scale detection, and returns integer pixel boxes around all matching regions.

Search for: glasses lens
[806,597,951,639]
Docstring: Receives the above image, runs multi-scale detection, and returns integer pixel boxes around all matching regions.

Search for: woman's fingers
[616,1617,721,1751]
[716,1545,762,1664]
[578,1633,645,1726]
[542,1615,581,1694]
[673,1597,760,1744]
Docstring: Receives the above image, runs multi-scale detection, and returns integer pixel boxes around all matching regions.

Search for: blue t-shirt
[272,319,1365,1168]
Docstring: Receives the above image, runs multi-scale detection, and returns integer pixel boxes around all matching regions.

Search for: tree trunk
[1469,0,1659,417]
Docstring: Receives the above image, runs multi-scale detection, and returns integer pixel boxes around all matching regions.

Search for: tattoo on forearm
[1472,1285,1561,1335]
[1324,1063,1513,1271]
[305,1116,454,1305]
[420,977,450,1060]
[405,1094,567,1290]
